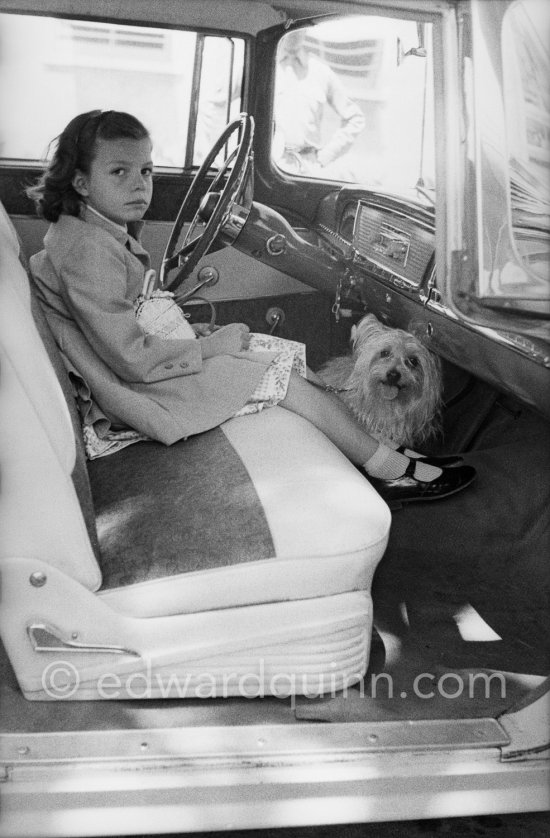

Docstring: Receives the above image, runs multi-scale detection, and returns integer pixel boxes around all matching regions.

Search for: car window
[0,13,245,168]
[502,0,550,287]
[272,16,435,204]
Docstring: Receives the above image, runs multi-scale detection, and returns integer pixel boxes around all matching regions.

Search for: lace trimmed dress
[84,293,307,459]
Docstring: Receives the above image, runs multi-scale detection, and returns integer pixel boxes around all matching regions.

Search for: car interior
[0,0,548,783]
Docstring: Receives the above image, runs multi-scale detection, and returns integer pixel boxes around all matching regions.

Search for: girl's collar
[84,202,128,233]
[80,203,145,246]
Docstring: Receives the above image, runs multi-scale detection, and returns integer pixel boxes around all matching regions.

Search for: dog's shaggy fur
[319,314,443,448]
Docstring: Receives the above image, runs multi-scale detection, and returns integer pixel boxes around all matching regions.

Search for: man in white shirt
[274,29,365,178]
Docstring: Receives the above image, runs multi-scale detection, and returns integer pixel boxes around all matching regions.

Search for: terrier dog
[319,314,442,448]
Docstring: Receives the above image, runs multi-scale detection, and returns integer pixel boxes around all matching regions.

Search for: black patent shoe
[370,460,476,506]
[395,446,463,467]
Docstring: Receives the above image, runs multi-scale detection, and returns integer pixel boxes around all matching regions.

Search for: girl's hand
[192,322,218,337]
[199,323,250,358]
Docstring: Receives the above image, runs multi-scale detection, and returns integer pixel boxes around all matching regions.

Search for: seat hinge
[27,624,140,657]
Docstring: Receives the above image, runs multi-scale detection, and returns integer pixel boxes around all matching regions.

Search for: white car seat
[0,201,391,700]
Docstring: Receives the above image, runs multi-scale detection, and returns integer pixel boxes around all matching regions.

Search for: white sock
[363,443,442,481]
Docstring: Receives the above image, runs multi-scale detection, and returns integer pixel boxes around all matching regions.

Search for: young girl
[28,110,475,504]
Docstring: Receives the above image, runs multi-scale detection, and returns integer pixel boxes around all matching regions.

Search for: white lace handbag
[134,269,197,340]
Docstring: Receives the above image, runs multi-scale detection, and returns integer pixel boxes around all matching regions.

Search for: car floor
[2,381,549,734]
[106,812,550,837]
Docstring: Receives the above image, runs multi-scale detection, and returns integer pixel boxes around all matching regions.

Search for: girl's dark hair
[26,110,150,222]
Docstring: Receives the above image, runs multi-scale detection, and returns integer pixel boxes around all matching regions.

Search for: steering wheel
[159,114,254,299]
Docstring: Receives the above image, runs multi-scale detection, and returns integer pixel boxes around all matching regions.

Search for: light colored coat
[29,207,273,444]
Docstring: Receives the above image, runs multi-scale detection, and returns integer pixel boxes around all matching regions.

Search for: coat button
[179,361,189,369]
[164,363,174,369]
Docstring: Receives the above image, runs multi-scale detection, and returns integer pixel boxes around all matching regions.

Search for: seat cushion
[95,407,391,617]
[90,425,277,586]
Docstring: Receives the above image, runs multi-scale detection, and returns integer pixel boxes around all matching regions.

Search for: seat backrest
[0,202,102,591]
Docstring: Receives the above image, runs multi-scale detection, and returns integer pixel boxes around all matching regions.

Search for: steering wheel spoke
[160,114,254,293]
[185,210,206,246]
[210,148,237,191]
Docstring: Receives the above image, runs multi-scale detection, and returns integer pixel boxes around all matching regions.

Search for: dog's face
[342,314,442,446]
[350,314,438,408]
[320,313,443,446]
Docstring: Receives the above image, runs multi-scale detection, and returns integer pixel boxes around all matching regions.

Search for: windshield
[272,16,435,205]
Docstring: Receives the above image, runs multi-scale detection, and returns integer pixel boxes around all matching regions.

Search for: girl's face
[72,136,153,227]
